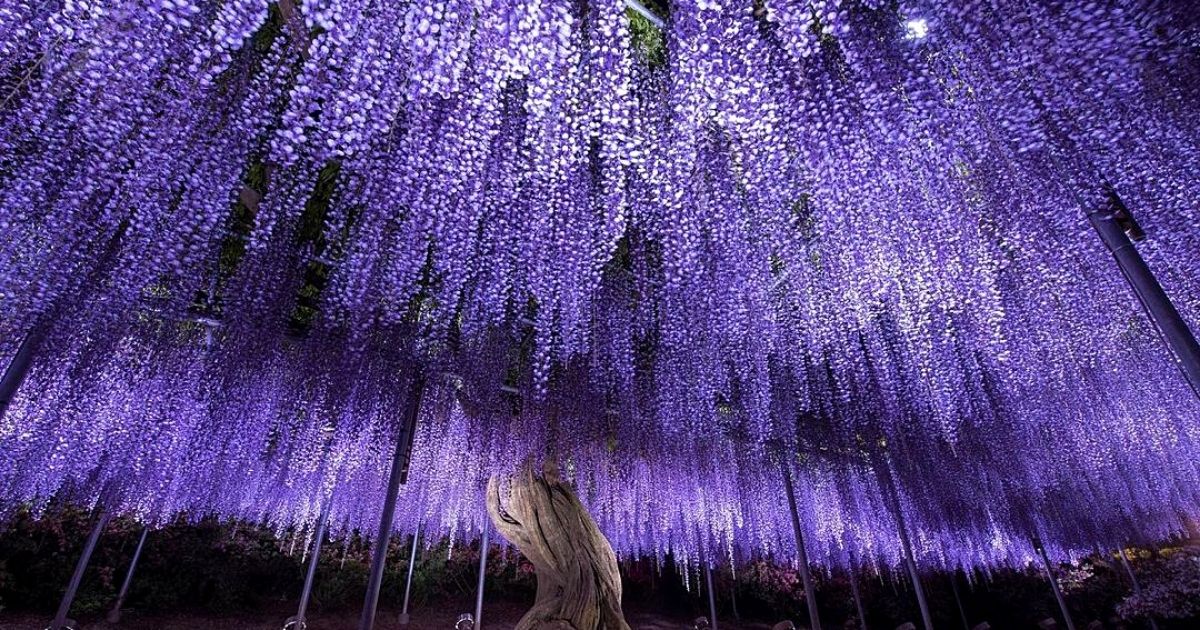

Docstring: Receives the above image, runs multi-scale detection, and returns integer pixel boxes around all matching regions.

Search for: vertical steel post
[1034,538,1077,630]
[897,514,931,630]
[358,376,424,630]
[949,571,969,630]
[849,562,868,630]
[730,568,741,622]
[50,511,110,630]
[882,474,933,630]
[782,462,822,630]
[1118,548,1159,630]
[399,523,421,626]
[1088,200,1200,397]
[706,565,719,630]
[291,497,332,628]
[106,526,149,623]
[0,329,40,421]
[473,524,490,630]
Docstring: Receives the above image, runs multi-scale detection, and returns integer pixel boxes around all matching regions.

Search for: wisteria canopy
[1,0,1199,583]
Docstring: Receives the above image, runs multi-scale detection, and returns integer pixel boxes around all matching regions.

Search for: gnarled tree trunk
[486,461,631,630]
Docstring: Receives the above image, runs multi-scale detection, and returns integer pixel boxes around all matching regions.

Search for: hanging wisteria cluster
[2,0,1200,580]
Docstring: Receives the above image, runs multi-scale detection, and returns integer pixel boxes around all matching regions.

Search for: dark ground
[0,599,782,629]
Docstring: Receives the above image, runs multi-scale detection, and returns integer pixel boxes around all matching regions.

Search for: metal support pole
[849,563,868,630]
[730,570,741,622]
[358,376,424,630]
[0,329,41,421]
[49,511,110,630]
[949,572,969,630]
[781,462,823,630]
[883,476,932,630]
[706,565,719,630]
[1118,548,1159,630]
[1034,538,1077,630]
[106,526,149,623]
[473,525,490,630]
[1088,199,1200,397]
[399,523,421,626]
[288,497,332,629]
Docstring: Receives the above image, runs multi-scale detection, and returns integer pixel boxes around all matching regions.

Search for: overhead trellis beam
[278,0,313,59]
[0,329,42,422]
[1088,191,1200,399]
[625,0,666,29]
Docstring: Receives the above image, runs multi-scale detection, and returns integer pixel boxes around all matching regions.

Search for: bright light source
[904,18,929,40]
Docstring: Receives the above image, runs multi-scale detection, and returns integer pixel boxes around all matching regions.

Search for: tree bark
[486,461,631,630]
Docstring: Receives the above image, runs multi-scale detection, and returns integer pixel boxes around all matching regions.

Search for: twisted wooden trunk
[486,461,631,630]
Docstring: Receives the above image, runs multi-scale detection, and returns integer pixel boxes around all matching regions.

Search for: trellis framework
[1,0,1200,628]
